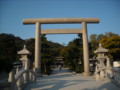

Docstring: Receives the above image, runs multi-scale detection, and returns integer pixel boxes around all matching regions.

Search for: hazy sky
[0,0,120,45]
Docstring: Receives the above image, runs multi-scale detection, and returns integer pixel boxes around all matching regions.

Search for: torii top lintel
[23,18,99,24]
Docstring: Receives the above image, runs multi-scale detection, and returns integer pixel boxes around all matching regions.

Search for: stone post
[24,73,28,84]
[106,57,113,78]
[8,70,15,83]
[8,70,15,90]
[24,60,29,84]
[107,57,111,68]
[25,60,29,70]
[33,67,36,82]
[82,22,90,76]
[35,22,41,75]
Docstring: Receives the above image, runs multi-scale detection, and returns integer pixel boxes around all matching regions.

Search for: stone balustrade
[8,60,36,90]
[8,68,36,90]
[0,45,36,90]
[109,68,120,87]
[0,82,11,90]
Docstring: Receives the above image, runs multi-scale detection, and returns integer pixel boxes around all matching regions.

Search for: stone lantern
[17,45,30,67]
[94,44,111,80]
[94,44,108,67]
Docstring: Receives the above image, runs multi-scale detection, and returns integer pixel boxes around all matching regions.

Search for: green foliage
[89,32,120,61]
[60,37,84,73]
[0,33,24,72]
[100,35,120,60]
[41,36,63,74]
[25,38,35,68]
[0,33,63,74]
[1,31,120,74]
[89,34,99,58]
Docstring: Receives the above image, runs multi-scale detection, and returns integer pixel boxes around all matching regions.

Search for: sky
[0,0,120,45]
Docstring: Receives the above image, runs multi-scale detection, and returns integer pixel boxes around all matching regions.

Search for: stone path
[24,68,120,90]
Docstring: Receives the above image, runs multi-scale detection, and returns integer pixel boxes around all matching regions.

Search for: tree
[0,33,24,72]
[104,32,118,37]
[89,32,119,59]
[0,33,63,75]
[89,34,99,58]
[100,35,120,60]
[60,38,83,73]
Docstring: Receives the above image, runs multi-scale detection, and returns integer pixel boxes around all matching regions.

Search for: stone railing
[8,60,36,90]
[0,82,11,90]
[109,67,120,87]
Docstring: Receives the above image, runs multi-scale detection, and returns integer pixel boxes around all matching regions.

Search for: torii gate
[23,18,99,76]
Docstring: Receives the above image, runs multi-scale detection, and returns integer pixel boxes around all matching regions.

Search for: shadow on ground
[83,81,120,90]
[24,68,120,90]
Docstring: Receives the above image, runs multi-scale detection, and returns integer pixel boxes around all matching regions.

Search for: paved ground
[24,68,120,90]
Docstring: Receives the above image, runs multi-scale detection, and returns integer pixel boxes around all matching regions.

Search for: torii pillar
[23,18,99,76]
[82,22,90,76]
[35,22,41,74]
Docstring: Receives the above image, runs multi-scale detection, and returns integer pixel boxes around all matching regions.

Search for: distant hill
[0,33,63,73]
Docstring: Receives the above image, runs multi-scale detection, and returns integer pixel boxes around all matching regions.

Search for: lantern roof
[18,45,30,55]
[94,44,108,53]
